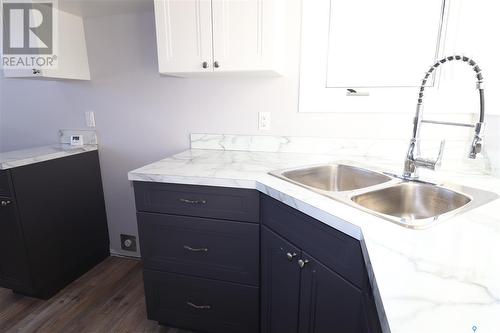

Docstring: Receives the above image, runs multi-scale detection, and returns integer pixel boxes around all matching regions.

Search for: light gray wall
[1,0,497,255]
[0,1,405,256]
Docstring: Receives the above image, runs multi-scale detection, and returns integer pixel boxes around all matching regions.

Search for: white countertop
[129,149,500,333]
[0,144,98,170]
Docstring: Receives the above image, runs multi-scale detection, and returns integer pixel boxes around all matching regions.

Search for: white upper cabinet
[154,0,213,73]
[154,0,285,76]
[39,9,90,80]
[2,2,90,80]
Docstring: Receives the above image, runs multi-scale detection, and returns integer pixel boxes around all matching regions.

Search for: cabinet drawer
[134,182,259,223]
[0,171,12,197]
[138,212,259,285]
[261,195,369,291]
[143,269,259,333]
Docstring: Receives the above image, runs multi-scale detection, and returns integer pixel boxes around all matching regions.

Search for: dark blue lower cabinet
[134,183,262,333]
[135,184,382,333]
[261,226,381,333]
[261,226,302,333]
[0,151,109,299]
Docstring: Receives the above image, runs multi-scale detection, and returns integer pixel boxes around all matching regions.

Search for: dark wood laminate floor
[0,256,193,333]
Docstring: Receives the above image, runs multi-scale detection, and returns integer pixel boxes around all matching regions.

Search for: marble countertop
[0,144,98,170]
[129,149,500,333]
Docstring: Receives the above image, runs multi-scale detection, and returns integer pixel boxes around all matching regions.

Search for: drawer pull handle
[183,245,209,253]
[1,200,11,207]
[187,301,211,310]
[179,198,207,205]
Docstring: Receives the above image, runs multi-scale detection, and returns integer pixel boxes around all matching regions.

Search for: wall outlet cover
[258,112,271,131]
[85,111,96,128]
[120,234,137,252]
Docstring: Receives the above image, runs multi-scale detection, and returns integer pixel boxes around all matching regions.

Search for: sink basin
[278,164,392,192]
[351,182,472,227]
[270,162,498,229]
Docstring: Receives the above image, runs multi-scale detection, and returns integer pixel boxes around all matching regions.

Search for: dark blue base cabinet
[133,182,381,333]
[0,151,109,299]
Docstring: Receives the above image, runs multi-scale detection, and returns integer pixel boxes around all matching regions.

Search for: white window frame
[298,0,455,113]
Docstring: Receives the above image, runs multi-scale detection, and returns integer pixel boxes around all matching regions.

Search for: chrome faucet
[403,55,485,180]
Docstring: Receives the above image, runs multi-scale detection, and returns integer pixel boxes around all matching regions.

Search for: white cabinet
[3,3,90,80]
[154,0,285,76]
[154,0,213,73]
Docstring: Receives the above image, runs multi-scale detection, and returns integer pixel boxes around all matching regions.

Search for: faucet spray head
[469,137,482,159]
[469,122,484,159]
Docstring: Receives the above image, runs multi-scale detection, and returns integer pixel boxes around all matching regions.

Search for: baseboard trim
[110,249,141,260]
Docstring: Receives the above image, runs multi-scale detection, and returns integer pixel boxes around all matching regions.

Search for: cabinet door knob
[298,259,309,269]
[202,61,208,69]
[1,200,11,207]
[286,252,297,261]
[214,61,220,68]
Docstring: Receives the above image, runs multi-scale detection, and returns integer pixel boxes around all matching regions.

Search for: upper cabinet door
[211,0,284,74]
[2,2,90,80]
[154,0,213,74]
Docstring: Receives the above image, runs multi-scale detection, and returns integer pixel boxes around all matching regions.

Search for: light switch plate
[85,111,96,128]
[258,112,271,131]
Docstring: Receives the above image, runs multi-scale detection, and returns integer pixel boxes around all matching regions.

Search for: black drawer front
[261,195,369,290]
[134,182,259,223]
[138,212,260,286]
[144,269,259,333]
[0,171,12,197]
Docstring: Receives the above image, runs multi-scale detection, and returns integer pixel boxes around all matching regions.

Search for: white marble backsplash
[191,133,407,156]
[191,133,491,175]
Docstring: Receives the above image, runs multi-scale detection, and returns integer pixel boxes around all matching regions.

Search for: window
[299,0,450,113]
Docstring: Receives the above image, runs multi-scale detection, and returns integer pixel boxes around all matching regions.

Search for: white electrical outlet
[85,111,96,128]
[258,112,271,131]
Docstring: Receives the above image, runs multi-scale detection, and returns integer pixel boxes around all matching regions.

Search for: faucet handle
[435,140,446,168]
[414,140,445,171]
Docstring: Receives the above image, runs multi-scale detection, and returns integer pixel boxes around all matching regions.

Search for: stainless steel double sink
[270,164,498,229]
